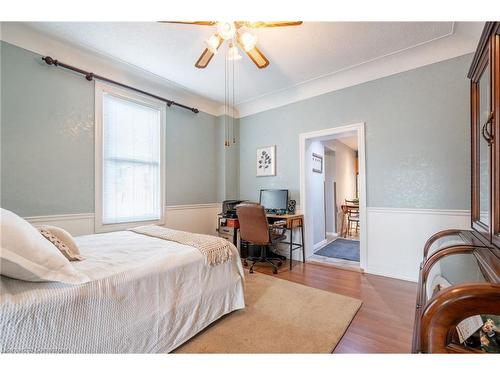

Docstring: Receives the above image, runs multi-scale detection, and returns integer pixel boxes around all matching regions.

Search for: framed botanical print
[256,145,276,177]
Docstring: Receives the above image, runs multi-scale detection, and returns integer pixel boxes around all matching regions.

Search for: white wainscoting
[25,205,470,282]
[25,213,96,236]
[25,203,222,237]
[163,203,221,236]
[365,207,470,282]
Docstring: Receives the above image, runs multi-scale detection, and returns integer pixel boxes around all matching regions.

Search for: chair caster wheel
[249,269,254,274]
[272,268,278,274]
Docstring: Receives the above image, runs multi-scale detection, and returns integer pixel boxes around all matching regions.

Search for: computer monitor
[259,189,289,213]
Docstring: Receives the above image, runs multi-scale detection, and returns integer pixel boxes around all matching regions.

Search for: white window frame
[94,81,166,233]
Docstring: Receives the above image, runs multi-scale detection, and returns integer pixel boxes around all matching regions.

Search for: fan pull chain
[224,46,229,147]
[228,45,233,147]
[229,53,233,146]
[222,39,238,148]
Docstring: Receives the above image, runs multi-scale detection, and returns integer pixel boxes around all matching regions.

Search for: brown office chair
[236,203,286,274]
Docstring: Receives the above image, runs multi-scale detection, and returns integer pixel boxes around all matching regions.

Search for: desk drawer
[219,226,234,235]
[218,233,233,241]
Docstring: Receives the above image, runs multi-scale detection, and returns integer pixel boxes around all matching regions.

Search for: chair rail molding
[24,203,222,236]
[367,207,470,216]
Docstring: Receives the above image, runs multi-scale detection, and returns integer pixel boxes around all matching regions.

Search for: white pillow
[39,225,84,261]
[0,208,89,284]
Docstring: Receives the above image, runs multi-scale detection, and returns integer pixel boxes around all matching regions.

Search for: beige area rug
[175,271,362,353]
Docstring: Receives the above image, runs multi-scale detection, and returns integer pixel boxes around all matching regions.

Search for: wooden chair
[344,199,359,236]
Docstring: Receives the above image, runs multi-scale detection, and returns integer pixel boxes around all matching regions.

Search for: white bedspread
[0,231,245,353]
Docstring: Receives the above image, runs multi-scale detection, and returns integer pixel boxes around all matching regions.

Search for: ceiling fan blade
[195,49,215,69]
[237,41,270,69]
[158,21,217,26]
[195,36,223,69]
[243,21,303,28]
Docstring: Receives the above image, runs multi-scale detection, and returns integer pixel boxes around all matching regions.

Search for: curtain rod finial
[42,56,58,66]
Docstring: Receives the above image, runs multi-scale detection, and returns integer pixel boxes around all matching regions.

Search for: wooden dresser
[412,22,500,354]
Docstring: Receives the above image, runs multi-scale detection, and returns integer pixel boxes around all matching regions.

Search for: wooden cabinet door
[471,34,494,242]
[492,28,500,248]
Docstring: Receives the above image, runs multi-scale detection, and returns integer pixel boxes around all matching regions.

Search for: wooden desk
[266,213,305,269]
[218,213,306,270]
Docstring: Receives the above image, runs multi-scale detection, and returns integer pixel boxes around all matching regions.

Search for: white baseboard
[362,267,421,283]
[25,203,222,237]
[365,207,470,282]
[313,239,328,251]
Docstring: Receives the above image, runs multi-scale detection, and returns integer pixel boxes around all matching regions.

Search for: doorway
[299,123,366,271]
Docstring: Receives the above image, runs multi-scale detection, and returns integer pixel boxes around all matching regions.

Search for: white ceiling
[321,132,358,151]
[337,136,358,151]
[22,21,483,111]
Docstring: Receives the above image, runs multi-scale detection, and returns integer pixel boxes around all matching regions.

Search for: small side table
[217,215,238,247]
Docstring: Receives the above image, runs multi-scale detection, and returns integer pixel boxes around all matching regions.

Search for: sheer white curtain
[101,93,162,224]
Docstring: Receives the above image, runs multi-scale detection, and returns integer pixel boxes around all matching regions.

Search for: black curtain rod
[42,56,199,114]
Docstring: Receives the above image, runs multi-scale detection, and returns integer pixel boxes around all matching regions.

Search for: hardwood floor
[250,260,417,353]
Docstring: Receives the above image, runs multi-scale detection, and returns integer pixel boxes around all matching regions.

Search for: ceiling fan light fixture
[205,35,220,53]
[217,21,236,40]
[227,44,242,61]
[161,20,302,69]
[239,32,258,52]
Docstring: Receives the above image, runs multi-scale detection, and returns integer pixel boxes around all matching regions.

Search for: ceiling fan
[159,21,303,69]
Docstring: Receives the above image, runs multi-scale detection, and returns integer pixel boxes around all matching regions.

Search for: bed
[0,230,245,353]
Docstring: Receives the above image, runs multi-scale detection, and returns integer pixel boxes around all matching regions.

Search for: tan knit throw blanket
[130,225,233,266]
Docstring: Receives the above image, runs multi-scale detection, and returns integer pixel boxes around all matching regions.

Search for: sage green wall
[1,41,220,216]
[239,54,473,210]
[1,40,473,215]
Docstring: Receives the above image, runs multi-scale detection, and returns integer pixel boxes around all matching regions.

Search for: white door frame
[299,122,367,270]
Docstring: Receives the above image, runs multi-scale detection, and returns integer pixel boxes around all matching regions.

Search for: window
[95,82,166,232]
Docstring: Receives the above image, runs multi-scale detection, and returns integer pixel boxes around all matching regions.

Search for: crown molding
[215,105,240,118]
[0,22,223,117]
[236,22,483,118]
